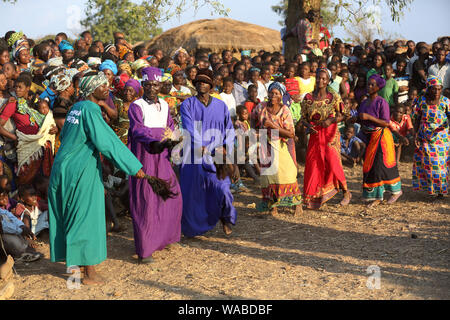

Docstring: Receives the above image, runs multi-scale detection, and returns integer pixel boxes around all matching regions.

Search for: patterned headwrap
[87,57,102,67]
[7,31,24,47]
[316,68,332,80]
[369,74,386,90]
[50,74,72,92]
[47,57,64,68]
[113,73,131,93]
[117,44,132,60]
[161,73,173,83]
[249,67,261,74]
[241,50,251,57]
[104,43,115,53]
[166,63,182,76]
[141,67,163,82]
[99,59,118,75]
[117,60,132,76]
[79,71,108,98]
[172,47,188,60]
[58,40,74,53]
[12,39,28,60]
[426,75,443,89]
[268,82,287,97]
[131,59,150,71]
[125,79,141,95]
[71,59,90,73]
[64,68,80,80]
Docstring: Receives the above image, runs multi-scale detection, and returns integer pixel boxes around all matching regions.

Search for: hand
[264,118,278,130]
[21,225,36,240]
[414,135,421,149]
[135,169,146,179]
[49,125,58,135]
[321,118,333,128]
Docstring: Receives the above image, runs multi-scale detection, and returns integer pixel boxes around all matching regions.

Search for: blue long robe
[179,96,237,237]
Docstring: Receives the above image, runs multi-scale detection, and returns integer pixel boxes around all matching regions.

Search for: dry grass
[9,162,450,300]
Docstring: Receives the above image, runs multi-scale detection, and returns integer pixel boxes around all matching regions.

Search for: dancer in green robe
[48,71,145,285]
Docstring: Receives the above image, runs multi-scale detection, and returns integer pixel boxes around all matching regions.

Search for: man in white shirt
[428,48,450,89]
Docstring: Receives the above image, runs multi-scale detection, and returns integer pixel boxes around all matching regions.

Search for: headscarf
[316,68,332,80]
[166,64,182,76]
[71,59,90,73]
[161,73,173,83]
[79,71,108,98]
[104,43,115,53]
[46,57,64,68]
[50,74,72,92]
[426,75,443,89]
[117,44,132,60]
[99,59,118,75]
[249,67,261,74]
[172,47,188,60]
[125,79,141,95]
[241,50,251,57]
[131,59,150,71]
[12,39,28,60]
[268,82,287,97]
[141,67,163,82]
[369,74,386,90]
[7,31,24,47]
[117,60,132,76]
[58,40,74,53]
[87,57,102,67]
[64,68,80,80]
[113,73,130,93]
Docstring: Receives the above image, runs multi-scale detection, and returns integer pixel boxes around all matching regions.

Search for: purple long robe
[179,96,237,237]
[128,98,182,259]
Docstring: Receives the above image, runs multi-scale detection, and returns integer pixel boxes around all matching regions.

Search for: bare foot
[339,191,352,206]
[222,222,232,235]
[294,205,303,217]
[269,207,278,216]
[367,200,381,208]
[387,191,403,204]
[82,266,105,286]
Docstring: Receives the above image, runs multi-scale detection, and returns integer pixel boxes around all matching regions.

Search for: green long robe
[48,100,142,266]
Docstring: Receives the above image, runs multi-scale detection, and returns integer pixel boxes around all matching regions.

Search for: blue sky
[0,0,448,43]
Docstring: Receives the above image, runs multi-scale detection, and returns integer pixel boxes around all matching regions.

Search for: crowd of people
[0,17,449,289]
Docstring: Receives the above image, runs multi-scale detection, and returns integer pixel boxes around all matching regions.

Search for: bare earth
[8,162,450,300]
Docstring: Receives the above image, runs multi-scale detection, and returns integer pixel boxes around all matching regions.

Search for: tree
[81,0,230,44]
[274,0,414,59]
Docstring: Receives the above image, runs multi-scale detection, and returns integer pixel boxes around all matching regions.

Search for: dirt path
[9,162,450,300]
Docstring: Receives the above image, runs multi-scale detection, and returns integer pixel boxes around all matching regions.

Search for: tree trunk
[285,0,321,62]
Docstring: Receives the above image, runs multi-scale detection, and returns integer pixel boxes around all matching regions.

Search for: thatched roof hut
[144,18,282,56]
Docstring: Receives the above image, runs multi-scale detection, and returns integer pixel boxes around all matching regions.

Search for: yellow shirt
[295,76,316,98]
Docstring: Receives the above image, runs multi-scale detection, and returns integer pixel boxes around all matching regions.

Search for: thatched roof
[144,18,282,56]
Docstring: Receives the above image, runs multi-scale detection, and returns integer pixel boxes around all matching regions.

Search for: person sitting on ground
[340,124,365,167]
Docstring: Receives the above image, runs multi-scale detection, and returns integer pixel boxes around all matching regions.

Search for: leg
[269,206,278,216]
[294,204,303,216]
[221,219,233,235]
[340,188,352,206]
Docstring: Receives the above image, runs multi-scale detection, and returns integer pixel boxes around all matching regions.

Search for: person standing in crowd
[179,69,237,237]
[253,82,303,216]
[358,74,402,207]
[283,10,318,55]
[127,67,182,264]
[428,48,449,89]
[48,71,146,285]
[301,68,352,209]
[412,76,449,200]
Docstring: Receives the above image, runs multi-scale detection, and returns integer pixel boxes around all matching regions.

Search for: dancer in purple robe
[179,69,237,237]
[128,67,182,263]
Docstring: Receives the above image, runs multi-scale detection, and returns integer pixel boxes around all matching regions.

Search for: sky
[0,0,449,44]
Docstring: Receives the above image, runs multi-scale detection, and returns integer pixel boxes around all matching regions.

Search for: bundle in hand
[144,174,178,200]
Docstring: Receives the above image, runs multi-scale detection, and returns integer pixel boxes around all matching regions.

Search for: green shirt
[379,78,399,107]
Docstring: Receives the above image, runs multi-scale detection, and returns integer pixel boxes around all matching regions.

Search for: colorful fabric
[301,91,348,209]
[291,18,312,53]
[389,114,413,137]
[412,96,450,195]
[117,60,132,76]
[12,39,28,60]
[99,59,118,75]
[166,64,182,76]
[7,31,24,47]
[125,79,141,95]
[131,59,150,71]
[117,44,132,59]
[161,73,173,83]
[369,73,386,90]
[58,40,74,53]
[50,74,71,92]
[241,50,251,57]
[172,47,188,60]
[362,127,401,200]
[285,78,300,96]
[268,82,286,96]
[16,98,45,128]
[79,72,108,98]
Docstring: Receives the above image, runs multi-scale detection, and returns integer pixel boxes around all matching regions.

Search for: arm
[98,99,118,121]
[128,103,165,145]
[0,102,18,141]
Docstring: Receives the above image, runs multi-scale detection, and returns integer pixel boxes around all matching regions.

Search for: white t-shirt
[170,85,191,95]
[220,92,237,118]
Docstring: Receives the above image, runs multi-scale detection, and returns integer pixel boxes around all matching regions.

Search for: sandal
[15,252,41,263]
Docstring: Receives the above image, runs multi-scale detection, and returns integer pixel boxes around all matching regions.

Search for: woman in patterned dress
[412,76,450,200]
[301,68,352,209]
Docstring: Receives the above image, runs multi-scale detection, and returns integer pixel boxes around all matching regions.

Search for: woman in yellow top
[295,62,315,100]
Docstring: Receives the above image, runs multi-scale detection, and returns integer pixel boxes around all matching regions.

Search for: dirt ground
[8,162,450,300]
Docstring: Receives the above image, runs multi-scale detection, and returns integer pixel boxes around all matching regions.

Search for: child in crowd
[244,84,260,114]
[379,63,399,109]
[340,125,365,167]
[394,58,410,104]
[296,62,315,100]
[0,181,16,211]
[234,105,259,186]
[389,104,415,162]
[14,185,49,239]
[220,77,237,120]
[284,64,302,124]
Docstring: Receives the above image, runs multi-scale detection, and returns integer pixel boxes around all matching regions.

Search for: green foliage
[80,0,229,44]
